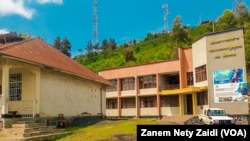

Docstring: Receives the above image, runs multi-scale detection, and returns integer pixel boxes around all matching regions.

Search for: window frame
[9,73,22,101]
[195,65,207,82]
[160,95,179,107]
[106,98,118,109]
[106,79,117,92]
[187,72,194,86]
[139,75,156,89]
[121,97,136,108]
[140,96,157,108]
[197,91,208,105]
[121,77,135,91]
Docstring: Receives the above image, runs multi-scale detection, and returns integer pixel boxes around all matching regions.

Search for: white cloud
[0,29,10,34]
[0,0,63,20]
[0,0,35,19]
[36,0,63,4]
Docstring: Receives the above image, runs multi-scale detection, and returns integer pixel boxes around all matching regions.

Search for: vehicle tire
[199,119,204,125]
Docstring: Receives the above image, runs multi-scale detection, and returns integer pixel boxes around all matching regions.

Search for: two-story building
[99,27,249,117]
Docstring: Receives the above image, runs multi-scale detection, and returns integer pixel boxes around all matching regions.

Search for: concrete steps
[0,120,71,141]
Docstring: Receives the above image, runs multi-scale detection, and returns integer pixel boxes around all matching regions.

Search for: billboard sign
[213,68,248,103]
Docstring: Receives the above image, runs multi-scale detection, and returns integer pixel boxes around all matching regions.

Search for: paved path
[159,115,196,124]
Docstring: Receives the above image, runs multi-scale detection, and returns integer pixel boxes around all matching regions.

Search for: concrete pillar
[135,76,140,117]
[156,73,161,117]
[117,78,121,117]
[179,94,183,115]
[34,71,40,117]
[1,65,10,116]
[192,92,197,115]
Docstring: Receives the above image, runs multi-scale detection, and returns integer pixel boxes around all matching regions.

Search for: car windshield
[209,110,227,116]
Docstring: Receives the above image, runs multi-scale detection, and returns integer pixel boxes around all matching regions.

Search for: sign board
[213,68,248,103]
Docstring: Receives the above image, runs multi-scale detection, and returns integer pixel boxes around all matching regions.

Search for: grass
[53,118,166,141]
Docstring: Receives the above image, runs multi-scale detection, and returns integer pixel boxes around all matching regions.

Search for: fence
[0,95,35,118]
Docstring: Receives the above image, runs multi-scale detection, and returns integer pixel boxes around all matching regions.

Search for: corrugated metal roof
[0,37,110,85]
[0,33,24,44]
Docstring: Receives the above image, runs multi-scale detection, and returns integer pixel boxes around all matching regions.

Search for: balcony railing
[0,94,35,118]
[161,84,180,90]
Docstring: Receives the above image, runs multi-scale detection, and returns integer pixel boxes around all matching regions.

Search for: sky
[0,0,249,57]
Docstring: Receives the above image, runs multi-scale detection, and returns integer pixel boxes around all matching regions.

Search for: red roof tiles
[0,38,110,85]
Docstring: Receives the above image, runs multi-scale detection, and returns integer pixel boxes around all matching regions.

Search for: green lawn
[53,118,167,141]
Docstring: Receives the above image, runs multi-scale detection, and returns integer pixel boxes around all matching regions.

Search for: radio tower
[162,3,168,33]
[233,0,242,15]
[93,0,98,46]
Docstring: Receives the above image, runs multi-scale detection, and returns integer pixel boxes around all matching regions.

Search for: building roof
[0,33,24,44]
[0,34,110,86]
[192,27,244,43]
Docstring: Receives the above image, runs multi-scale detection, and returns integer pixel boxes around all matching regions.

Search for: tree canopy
[74,3,250,77]
[53,36,72,57]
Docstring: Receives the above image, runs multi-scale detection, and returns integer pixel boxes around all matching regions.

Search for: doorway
[185,94,193,115]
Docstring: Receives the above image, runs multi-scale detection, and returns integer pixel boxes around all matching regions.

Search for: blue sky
[0,0,249,57]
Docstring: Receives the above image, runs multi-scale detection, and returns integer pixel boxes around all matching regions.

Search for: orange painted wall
[100,60,179,78]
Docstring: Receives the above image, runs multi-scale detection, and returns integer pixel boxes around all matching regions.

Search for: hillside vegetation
[74,3,250,83]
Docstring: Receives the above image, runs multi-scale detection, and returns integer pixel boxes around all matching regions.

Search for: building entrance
[185,94,193,115]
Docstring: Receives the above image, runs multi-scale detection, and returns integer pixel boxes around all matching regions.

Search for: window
[160,95,179,107]
[9,73,22,101]
[140,96,157,108]
[139,75,156,89]
[195,65,207,82]
[121,78,135,91]
[106,99,117,109]
[106,79,117,92]
[121,98,135,108]
[197,91,208,105]
[187,72,193,86]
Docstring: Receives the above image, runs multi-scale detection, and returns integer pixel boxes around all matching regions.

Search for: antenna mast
[162,3,168,33]
[233,0,242,15]
[93,0,98,46]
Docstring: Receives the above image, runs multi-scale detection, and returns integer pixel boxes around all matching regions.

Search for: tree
[61,37,71,57]
[235,3,248,18]
[100,38,117,51]
[85,40,94,53]
[101,39,109,51]
[93,43,99,52]
[144,33,153,41]
[53,36,72,57]
[123,48,136,62]
[109,38,117,50]
[215,10,237,31]
[235,3,250,25]
[53,36,61,50]
[170,16,189,46]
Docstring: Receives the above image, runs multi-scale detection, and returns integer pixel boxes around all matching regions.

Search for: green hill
[74,4,250,82]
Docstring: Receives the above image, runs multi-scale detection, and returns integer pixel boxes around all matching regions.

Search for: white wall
[106,109,118,116]
[121,90,136,96]
[140,108,158,116]
[139,88,157,95]
[161,107,179,116]
[193,28,248,114]
[106,91,118,98]
[40,69,105,117]
[121,108,137,116]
